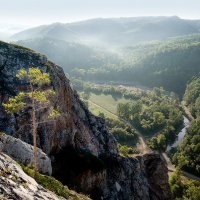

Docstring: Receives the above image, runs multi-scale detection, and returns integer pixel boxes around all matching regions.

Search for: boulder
[0,133,52,175]
[0,153,63,200]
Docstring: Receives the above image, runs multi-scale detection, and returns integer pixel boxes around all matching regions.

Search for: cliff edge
[0,41,171,200]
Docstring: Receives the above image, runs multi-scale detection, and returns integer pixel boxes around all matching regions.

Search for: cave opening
[50,146,106,195]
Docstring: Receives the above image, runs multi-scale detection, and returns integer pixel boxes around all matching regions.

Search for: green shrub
[21,164,69,199]
[118,145,140,157]
[119,145,129,157]
[169,170,200,200]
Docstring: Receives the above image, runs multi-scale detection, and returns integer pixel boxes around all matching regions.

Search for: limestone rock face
[138,153,172,200]
[0,133,52,175]
[0,153,63,200]
[0,41,118,157]
[77,153,172,200]
[0,41,171,200]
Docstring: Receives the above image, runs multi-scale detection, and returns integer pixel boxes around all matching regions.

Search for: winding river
[166,116,190,152]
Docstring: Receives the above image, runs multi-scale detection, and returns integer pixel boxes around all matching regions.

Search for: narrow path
[162,153,176,171]
[88,100,118,119]
[181,171,200,182]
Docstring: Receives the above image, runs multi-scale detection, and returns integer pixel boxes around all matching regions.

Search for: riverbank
[181,101,194,121]
[166,116,190,152]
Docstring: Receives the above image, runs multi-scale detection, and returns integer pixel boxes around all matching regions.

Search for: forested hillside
[173,77,200,176]
[17,35,200,96]
[12,16,200,47]
[71,35,200,95]
[13,17,200,96]
[16,37,121,71]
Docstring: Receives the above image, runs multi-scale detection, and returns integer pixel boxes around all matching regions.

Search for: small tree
[3,67,60,178]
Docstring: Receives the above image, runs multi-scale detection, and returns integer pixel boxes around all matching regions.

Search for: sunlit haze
[1,0,200,199]
[1,0,200,27]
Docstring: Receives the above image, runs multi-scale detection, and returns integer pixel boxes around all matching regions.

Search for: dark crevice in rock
[51,147,106,187]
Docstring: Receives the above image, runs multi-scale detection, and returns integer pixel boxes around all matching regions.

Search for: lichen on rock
[0,153,63,200]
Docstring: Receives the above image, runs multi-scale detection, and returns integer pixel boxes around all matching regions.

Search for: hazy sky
[1,0,200,26]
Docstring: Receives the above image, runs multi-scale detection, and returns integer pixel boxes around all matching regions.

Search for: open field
[88,100,119,120]
[89,93,130,114]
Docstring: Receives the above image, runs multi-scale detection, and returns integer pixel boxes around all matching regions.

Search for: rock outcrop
[0,153,62,200]
[76,153,171,200]
[0,132,52,175]
[0,41,172,199]
[0,41,117,157]
[0,152,90,200]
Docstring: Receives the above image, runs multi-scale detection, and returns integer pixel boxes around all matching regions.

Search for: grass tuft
[21,164,70,199]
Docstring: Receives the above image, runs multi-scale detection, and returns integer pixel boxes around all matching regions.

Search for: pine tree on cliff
[3,67,60,178]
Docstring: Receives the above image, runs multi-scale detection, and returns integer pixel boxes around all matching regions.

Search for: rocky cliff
[0,152,63,200]
[0,41,172,200]
[0,152,90,200]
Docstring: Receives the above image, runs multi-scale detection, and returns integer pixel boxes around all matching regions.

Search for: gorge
[0,40,172,199]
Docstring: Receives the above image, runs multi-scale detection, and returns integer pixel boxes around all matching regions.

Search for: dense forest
[172,77,200,176]
[14,18,200,96]
[71,35,200,95]
[169,170,200,199]
[115,87,183,150]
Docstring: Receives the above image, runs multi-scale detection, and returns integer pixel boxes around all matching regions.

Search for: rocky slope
[0,152,90,200]
[0,153,63,200]
[0,40,171,199]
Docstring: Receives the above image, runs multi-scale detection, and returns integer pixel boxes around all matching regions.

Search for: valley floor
[84,84,200,182]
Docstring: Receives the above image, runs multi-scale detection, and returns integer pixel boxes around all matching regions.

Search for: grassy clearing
[88,100,140,148]
[89,93,130,114]
[88,100,118,120]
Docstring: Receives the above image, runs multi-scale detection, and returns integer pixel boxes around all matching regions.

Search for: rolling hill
[12,17,200,95]
[70,34,200,95]
[12,16,200,47]
[16,37,122,72]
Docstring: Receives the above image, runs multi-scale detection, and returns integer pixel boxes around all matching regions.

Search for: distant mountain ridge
[11,16,200,47]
